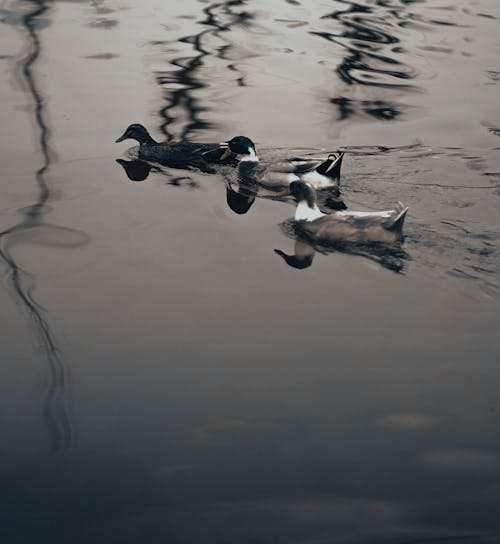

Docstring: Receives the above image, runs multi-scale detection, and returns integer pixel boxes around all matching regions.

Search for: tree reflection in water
[156,0,252,141]
[0,0,89,452]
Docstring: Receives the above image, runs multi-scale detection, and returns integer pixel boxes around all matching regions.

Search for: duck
[277,181,408,244]
[219,136,344,191]
[115,123,238,172]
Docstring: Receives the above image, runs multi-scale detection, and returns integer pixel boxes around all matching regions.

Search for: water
[0,0,499,542]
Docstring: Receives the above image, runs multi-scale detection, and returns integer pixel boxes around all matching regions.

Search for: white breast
[240,148,259,162]
[295,202,325,221]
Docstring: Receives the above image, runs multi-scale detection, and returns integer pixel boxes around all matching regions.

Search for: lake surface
[0,0,499,542]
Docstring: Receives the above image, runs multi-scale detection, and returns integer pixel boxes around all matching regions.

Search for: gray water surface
[0,1,499,543]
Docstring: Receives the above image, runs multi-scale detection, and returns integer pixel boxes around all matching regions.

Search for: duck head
[115,124,157,145]
[220,136,258,162]
[277,181,316,206]
[277,181,324,221]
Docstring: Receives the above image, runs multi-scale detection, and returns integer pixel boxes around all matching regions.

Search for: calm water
[1,0,499,542]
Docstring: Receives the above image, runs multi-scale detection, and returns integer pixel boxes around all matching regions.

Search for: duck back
[300,211,407,244]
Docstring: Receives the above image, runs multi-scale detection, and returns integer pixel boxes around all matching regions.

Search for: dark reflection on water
[148,0,477,137]
[117,154,259,213]
[314,0,419,91]
[331,96,403,121]
[225,178,259,214]
[0,0,89,451]
[116,153,259,212]
[116,158,156,182]
[274,240,316,269]
[116,158,200,187]
[310,0,434,122]
[156,0,252,141]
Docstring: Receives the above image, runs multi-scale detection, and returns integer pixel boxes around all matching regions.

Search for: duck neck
[139,131,157,146]
[295,201,325,221]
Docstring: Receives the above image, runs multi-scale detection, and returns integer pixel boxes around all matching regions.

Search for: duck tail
[314,151,344,184]
[389,202,409,233]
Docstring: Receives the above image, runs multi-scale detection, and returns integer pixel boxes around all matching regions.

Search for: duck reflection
[275,221,408,274]
[116,155,259,209]
[274,240,316,269]
[225,178,259,215]
[116,158,153,182]
[116,158,201,188]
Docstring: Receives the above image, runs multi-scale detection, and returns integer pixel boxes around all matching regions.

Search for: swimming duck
[277,181,408,244]
[219,136,344,191]
[115,123,238,171]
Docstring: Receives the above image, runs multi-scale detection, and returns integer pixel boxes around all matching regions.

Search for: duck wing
[141,141,237,171]
[262,157,324,174]
[266,152,344,189]
[338,203,408,230]
[140,141,211,161]
[253,158,330,189]
[200,145,238,165]
[284,151,343,176]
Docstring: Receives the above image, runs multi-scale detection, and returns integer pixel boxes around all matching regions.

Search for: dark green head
[225,136,256,157]
[115,124,156,145]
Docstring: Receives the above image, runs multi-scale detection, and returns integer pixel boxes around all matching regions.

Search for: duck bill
[275,187,291,197]
[220,148,233,161]
[115,131,128,143]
